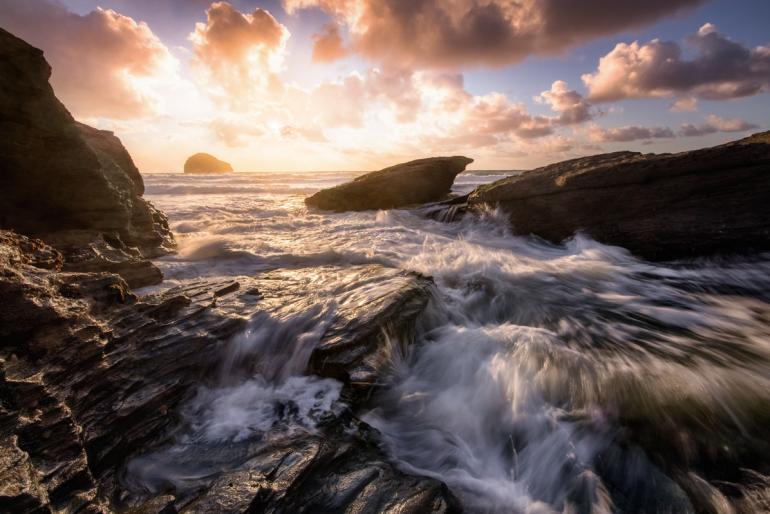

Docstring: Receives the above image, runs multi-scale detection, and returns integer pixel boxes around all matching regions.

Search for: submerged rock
[0,231,455,512]
[468,132,770,260]
[305,156,473,212]
[0,28,173,285]
[184,153,234,174]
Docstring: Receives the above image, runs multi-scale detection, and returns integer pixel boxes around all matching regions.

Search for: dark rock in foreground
[468,132,770,260]
[306,156,473,212]
[0,231,456,513]
[0,28,173,287]
[184,152,234,174]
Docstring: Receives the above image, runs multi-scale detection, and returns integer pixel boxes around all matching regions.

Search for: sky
[0,0,768,172]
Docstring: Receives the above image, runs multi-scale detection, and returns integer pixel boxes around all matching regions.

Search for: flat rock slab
[305,156,473,212]
[468,132,770,260]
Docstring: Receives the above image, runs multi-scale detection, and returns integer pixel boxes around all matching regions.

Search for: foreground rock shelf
[305,156,473,212]
[0,231,457,513]
[468,132,770,260]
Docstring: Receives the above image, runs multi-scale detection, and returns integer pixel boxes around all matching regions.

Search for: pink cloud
[583,23,770,102]
[589,125,675,142]
[537,80,593,125]
[190,1,290,101]
[0,0,175,119]
[679,115,759,137]
[284,0,702,68]
[312,23,348,62]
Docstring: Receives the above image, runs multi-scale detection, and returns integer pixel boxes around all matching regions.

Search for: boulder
[183,153,234,174]
[0,231,456,513]
[0,28,173,285]
[305,156,473,211]
[468,132,770,260]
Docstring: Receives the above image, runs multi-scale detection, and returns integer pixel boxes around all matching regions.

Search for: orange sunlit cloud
[0,0,766,172]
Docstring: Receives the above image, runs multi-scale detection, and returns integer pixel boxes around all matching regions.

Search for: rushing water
[135,171,770,512]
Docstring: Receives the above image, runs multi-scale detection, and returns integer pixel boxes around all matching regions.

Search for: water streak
[134,171,770,511]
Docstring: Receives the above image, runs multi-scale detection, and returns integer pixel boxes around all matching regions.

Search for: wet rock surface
[468,132,770,260]
[305,156,473,212]
[0,231,456,513]
[0,28,173,286]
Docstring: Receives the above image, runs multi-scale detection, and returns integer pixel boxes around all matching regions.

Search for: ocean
[132,170,770,512]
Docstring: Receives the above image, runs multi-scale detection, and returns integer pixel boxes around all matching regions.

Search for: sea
[130,170,770,512]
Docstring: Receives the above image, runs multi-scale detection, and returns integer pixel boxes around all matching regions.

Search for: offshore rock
[183,153,234,174]
[468,132,770,260]
[0,231,456,513]
[0,28,173,285]
[305,156,473,212]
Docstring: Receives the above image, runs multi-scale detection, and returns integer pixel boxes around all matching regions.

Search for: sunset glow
[1,0,767,172]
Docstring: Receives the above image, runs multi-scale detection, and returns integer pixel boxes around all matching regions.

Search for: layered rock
[183,153,234,174]
[0,231,456,513]
[468,132,770,260]
[0,28,173,287]
[306,156,473,212]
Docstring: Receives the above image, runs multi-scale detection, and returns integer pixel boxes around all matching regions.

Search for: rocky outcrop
[0,231,456,513]
[468,132,770,260]
[0,28,173,287]
[183,153,234,174]
[306,156,473,212]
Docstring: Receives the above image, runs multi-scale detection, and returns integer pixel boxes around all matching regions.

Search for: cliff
[0,28,174,286]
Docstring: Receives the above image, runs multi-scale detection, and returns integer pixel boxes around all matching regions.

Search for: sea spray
[126,304,344,493]
[134,171,770,511]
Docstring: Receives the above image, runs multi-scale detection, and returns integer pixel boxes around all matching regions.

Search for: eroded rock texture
[0,231,457,513]
[468,132,770,260]
[0,28,173,287]
[305,157,473,212]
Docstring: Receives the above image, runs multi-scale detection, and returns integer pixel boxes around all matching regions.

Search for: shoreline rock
[467,132,770,260]
[0,231,457,513]
[183,153,234,174]
[306,156,473,212]
[0,27,173,286]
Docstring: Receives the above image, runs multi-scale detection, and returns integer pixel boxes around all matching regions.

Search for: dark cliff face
[468,133,770,260]
[0,28,173,263]
[305,156,473,212]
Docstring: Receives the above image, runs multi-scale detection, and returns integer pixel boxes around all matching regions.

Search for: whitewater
[130,170,770,513]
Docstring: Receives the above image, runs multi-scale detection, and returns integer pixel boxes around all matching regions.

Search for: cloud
[670,97,698,112]
[679,115,759,137]
[583,23,770,102]
[284,0,702,68]
[281,124,328,142]
[312,23,348,62]
[189,1,290,102]
[0,0,176,118]
[305,67,422,127]
[703,114,759,132]
[589,125,675,142]
[537,80,593,125]
[465,93,553,139]
[209,118,266,146]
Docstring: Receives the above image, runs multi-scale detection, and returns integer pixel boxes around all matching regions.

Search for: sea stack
[184,152,234,174]
[305,156,473,212]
